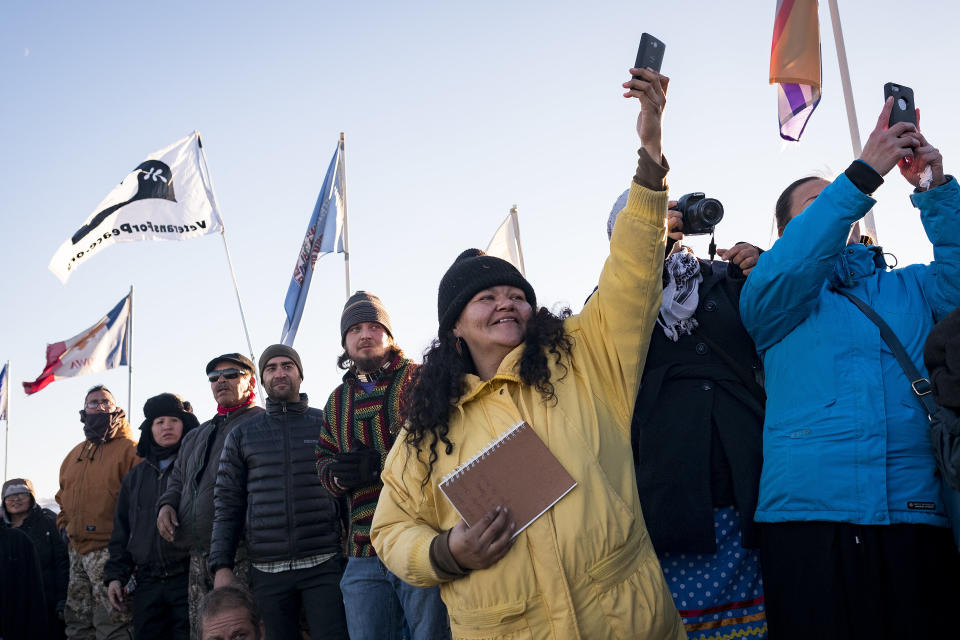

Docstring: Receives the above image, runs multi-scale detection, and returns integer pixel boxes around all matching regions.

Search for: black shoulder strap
[835,288,938,417]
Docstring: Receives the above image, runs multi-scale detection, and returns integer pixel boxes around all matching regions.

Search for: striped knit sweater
[316,352,415,557]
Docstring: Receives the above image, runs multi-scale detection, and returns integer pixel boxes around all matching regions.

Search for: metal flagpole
[340,132,352,300]
[827,0,877,243]
[509,205,526,277]
[127,285,134,419]
[195,132,260,391]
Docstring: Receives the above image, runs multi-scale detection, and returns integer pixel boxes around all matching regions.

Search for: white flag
[485,207,525,276]
[49,131,223,283]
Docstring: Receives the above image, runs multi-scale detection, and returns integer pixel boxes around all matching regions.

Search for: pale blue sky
[2,0,958,499]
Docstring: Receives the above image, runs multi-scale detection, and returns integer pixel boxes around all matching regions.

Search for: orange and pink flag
[770,0,821,141]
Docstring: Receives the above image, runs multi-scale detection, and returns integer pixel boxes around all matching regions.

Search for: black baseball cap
[205,353,256,376]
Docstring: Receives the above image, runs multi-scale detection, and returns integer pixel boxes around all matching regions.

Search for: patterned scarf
[657,251,703,341]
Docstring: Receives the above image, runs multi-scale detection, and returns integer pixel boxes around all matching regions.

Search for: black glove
[329,446,383,489]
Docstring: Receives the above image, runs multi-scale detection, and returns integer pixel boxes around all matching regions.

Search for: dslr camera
[676,192,724,236]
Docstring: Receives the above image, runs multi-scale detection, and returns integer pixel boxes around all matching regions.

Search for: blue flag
[280,140,346,346]
[0,362,8,420]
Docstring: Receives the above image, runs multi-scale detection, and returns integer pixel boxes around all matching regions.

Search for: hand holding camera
[330,446,383,490]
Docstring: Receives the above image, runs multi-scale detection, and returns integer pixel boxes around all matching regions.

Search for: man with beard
[209,345,347,640]
[317,291,449,639]
[55,385,139,639]
[157,353,263,640]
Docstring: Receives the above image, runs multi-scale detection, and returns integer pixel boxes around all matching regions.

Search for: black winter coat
[209,394,341,571]
[0,526,50,640]
[632,258,765,553]
[8,506,67,617]
[104,457,190,584]
[158,405,264,552]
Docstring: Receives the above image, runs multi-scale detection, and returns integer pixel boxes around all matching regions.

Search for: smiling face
[151,416,184,448]
[208,362,255,408]
[3,493,31,517]
[344,322,392,374]
[261,356,302,402]
[453,285,533,367]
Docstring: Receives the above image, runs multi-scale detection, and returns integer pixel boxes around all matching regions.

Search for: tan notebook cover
[439,421,577,537]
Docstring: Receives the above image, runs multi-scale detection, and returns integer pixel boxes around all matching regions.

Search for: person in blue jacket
[740,96,960,639]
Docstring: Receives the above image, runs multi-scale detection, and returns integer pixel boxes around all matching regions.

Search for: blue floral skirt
[658,506,767,639]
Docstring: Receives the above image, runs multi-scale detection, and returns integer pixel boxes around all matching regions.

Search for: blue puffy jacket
[740,173,960,527]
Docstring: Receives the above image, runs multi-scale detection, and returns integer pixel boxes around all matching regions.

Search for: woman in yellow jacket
[371,68,685,640]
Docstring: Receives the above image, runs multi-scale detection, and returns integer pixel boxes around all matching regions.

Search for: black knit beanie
[138,393,200,458]
[437,249,537,332]
[341,291,393,345]
[259,344,304,380]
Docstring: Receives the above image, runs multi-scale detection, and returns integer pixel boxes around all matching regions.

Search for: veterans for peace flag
[49,131,224,283]
[23,292,131,395]
[280,137,346,346]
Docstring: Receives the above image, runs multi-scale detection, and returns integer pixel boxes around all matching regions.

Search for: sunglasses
[208,369,246,383]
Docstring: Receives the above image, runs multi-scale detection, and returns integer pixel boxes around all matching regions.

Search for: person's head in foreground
[199,585,264,640]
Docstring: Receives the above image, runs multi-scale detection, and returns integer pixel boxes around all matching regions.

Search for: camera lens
[698,199,724,226]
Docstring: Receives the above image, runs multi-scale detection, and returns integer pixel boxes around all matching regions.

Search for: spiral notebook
[439,421,577,538]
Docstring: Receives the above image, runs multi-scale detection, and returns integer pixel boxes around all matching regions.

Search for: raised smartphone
[633,33,665,79]
[884,82,917,127]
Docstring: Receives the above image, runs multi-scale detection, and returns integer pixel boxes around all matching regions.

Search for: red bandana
[216,390,256,416]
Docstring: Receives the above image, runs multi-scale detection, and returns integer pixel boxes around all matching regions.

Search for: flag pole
[127,285,134,419]
[195,133,259,382]
[509,205,526,277]
[826,0,877,243]
[3,360,9,481]
[340,132,351,300]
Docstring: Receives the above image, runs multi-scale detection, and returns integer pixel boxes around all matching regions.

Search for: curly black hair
[401,306,573,486]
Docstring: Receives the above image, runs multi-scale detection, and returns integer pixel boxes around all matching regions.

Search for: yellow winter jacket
[371,181,686,639]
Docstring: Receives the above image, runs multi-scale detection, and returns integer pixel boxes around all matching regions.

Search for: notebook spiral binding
[440,421,527,485]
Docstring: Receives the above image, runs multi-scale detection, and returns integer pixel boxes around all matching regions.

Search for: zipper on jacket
[282,402,294,559]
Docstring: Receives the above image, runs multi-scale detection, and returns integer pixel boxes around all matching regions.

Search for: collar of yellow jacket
[457,344,524,406]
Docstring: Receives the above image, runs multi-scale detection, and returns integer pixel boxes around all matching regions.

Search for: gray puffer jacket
[208,394,341,571]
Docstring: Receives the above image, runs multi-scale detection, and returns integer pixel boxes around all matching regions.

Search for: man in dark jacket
[157,353,263,640]
[210,344,347,640]
[105,393,200,639]
[2,477,68,638]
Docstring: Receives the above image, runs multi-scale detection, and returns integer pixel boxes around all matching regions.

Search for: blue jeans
[339,556,450,640]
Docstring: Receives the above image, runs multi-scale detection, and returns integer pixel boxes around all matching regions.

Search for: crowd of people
[2,66,960,640]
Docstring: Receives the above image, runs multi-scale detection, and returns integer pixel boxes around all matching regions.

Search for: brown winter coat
[55,422,140,554]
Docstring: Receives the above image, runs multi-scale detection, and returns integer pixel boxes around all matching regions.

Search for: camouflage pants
[65,547,133,640]
[188,548,250,640]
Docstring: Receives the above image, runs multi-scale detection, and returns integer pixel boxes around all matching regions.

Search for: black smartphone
[633,33,665,79]
[884,82,917,127]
